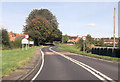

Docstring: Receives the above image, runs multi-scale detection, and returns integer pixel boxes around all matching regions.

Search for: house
[67,35,80,43]
[93,38,101,41]
[8,31,19,41]
[103,39,118,44]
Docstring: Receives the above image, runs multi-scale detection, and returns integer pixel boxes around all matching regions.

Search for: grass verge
[58,45,120,61]
[2,46,39,76]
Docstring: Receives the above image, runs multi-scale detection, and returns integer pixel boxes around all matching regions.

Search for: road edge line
[30,48,44,81]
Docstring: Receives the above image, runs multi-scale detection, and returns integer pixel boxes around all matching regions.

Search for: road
[32,46,119,82]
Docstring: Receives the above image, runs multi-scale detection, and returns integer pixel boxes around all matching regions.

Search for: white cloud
[87,24,96,27]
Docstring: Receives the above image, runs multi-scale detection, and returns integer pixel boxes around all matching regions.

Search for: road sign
[82,36,86,52]
[82,36,86,41]
[25,34,29,39]
[22,38,28,44]
[28,41,34,44]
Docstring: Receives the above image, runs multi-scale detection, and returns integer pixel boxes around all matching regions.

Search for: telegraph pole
[113,8,116,48]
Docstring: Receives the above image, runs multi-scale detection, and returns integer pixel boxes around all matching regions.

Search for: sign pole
[28,44,29,48]
[26,44,27,50]
[82,36,86,52]
[83,40,85,52]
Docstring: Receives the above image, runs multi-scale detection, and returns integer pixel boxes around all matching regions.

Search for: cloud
[87,24,96,27]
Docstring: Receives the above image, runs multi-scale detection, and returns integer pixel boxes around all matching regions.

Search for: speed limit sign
[25,34,29,39]
[82,36,86,41]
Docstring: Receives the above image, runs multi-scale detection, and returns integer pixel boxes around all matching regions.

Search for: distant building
[67,35,80,42]
[8,31,23,41]
[93,38,101,41]
[103,39,118,44]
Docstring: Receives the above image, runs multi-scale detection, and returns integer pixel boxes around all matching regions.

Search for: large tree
[24,9,62,45]
[62,35,68,43]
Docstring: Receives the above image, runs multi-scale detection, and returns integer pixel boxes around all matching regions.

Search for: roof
[103,39,118,42]
[8,31,19,36]
[68,35,79,40]
[8,31,20,41]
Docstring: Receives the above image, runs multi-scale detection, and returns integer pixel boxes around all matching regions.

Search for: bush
[1,28,10,50]
[67,42,74,44]
[2,45,10,50]
[10,40,22,49]
[53,41,61,44]
[75,38,91,53]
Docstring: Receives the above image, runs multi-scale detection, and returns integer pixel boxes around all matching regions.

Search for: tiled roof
[103,39,118,42]
[68,35,78,40]
[8,31,20,41]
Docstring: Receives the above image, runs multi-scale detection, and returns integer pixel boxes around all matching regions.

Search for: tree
[0,28,10,49]
[76,38,83,49]
[24,9,62,45]
[62,35,68,43]
[1,28,10,46]
[86,34,94,44]
[99,40,104,46]
[76,34,94,52]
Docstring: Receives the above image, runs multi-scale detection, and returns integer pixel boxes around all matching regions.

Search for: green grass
[58,45,120,61]
[2,46,39,76]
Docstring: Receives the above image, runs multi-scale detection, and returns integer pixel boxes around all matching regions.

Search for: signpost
[25,34,29,39]
[22,35,29,50]
[28,41,34,48]
[82,36,86,52]
[21,38,28,50]
[21,35,34,50]
[29,41,34,44]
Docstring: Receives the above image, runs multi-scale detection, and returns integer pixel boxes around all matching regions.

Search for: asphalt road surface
[32,46,119,82]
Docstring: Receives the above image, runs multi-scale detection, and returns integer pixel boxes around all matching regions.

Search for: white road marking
[49,47,115,82]
[31,48,44,81]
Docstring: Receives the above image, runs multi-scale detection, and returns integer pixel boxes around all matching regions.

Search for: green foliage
[62,34,68,43]
[75,34,94,52]
[24,9,62,45]
[86,34,94,44]
[0,28,24,50]
[10,40,22,49]
[58,45,120,61]
[0,28,10,49]
[75,38,83,49]
[1,28,10,46]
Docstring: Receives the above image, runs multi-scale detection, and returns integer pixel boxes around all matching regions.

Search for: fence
[91,48,120,58]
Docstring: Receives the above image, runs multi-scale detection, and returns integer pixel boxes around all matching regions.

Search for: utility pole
[113,8,116,48]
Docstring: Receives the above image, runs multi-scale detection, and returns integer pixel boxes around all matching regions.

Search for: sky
[0,2,119,38]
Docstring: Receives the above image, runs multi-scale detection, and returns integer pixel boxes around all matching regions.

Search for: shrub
[10,40,22,49]
[1,28,10,50]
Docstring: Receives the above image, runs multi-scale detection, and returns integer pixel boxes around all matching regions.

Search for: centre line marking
[49,47,115,82]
